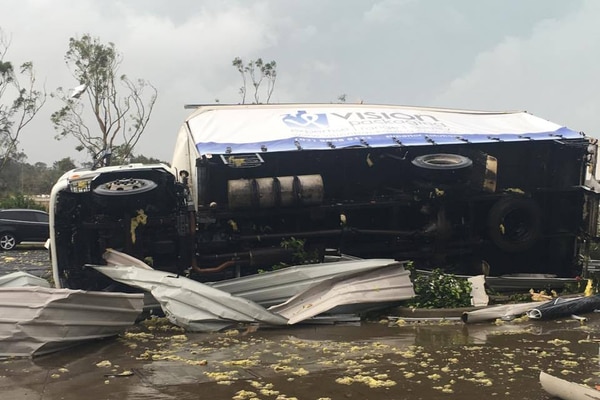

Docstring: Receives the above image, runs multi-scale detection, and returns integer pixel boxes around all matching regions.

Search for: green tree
[0,28,46,171]
[232,57,277,104]
[129,154,168,164]
[52,157,77,173]
[0,193,45,210]
[0,157,81,196]
[51,34,157,166]
[0,154,24,193]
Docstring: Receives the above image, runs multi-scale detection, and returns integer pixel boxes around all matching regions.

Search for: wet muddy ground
[3,248,600,399]
[1,243,52,280]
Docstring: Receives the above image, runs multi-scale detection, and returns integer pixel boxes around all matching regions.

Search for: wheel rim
[93,178,158,196]
[0,234,16,250]
[501,208,534,242]
[487,197,542,253]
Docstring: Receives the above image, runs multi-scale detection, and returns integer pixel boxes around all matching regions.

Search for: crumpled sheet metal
[93,266,288,331]
[97,249,416,332]
[462,300,551,324]
[269,264,415,324]
[0,271,50,288]
[210,258,407,308]
[0,286,144,357]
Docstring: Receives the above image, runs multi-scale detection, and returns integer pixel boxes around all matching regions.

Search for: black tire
[411,153,473,183]
[0,232,17,251]
[487,197,542,253]
[412,153,473,170]
[93,178,158,196]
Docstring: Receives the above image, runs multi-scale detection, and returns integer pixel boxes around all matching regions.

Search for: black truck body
[49,104,600,290]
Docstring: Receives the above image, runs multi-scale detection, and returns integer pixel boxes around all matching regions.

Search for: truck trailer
[49,104,600,290]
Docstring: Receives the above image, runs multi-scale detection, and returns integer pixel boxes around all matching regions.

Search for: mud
[0,244,52,280]
[2,248,600,399]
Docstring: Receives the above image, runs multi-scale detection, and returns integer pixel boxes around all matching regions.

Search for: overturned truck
[50,104,600,290]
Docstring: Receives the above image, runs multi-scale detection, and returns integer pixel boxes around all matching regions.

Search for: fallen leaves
[95,360,112,368]
[97,311,600,399]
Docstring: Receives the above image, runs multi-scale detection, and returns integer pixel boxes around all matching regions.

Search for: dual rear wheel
[412,153,542,253]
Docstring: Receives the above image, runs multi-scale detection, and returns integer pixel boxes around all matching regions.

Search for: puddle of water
[1,315,599,399]
[3,250,599,399]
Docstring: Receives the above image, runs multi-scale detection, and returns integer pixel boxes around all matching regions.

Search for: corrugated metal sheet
[93,266,288,332]
[97,249,415,332]
[0,287,143,357]
[210,258,406,307]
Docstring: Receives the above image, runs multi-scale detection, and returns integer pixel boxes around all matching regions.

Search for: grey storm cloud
[0,0,595,165]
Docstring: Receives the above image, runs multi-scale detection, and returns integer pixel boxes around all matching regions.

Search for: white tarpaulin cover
[182,104,582,155]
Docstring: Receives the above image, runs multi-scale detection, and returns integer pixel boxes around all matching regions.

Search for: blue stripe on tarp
[196,127,583,155]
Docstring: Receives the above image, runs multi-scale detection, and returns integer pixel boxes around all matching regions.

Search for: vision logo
[282,110,328,129]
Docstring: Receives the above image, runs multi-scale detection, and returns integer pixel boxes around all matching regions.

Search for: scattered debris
[527,295,600,320]
[0,271,50,288]
[94,249,415,331]
[92,265,288,332]
[462,301,550,324]
[540,371,600,400]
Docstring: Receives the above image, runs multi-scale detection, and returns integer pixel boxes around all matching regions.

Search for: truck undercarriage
[51,136,596,291]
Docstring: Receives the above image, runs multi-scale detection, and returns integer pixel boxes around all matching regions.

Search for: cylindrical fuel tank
[228,174,323,209]
[295,174,324,205]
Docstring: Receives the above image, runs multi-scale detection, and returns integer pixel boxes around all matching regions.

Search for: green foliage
[0,153,161,195]
[0,60,13,77]
[232,57,277,104]
[0,28,46,171]
[52,157,77,172]
[129,154,168,165]
[51,33,157,165]
[408,269,473,309]
[0,193,45,210]
[589,241,600,259]
[506,292,533,303]
[281,237,315,263]
[563,276,598,295]
[65,35,118,92]
[268,237,320,271]
[0,157,79,195]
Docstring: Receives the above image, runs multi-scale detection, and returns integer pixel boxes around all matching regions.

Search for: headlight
[68,178,93,193]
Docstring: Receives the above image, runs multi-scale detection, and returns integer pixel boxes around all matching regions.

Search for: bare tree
[232,57,277,104]
[51,34,157,166]
[0,28,46,171]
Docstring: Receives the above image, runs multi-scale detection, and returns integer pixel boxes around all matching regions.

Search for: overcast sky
[1,0,598,165]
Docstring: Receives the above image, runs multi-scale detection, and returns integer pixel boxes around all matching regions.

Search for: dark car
[0,208,49,251]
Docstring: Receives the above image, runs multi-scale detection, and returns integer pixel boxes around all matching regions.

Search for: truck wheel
[411,153,473,183]
[93,178,158,196]
[487,197,542,253]
[412,153,473,170]
[0,232,17,251]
